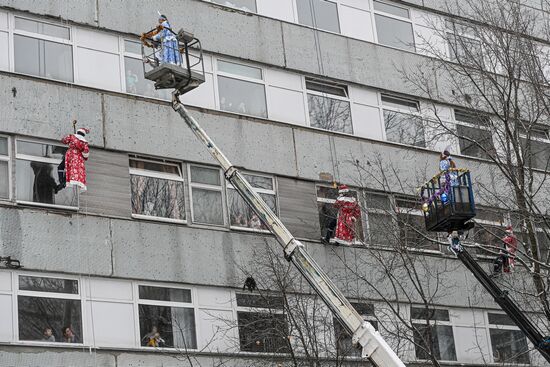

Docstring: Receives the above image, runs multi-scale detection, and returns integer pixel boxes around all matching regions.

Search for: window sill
[229,226,271,234]
[131,214,187,225]
[16,201,78,212]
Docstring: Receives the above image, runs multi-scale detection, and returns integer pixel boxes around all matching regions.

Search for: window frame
[305,78,354,134]
[11,13,75,83]
[211,0,258,13]
[364,191,395,247]
[129,156,187,224]
[134,281,199,351]
[452,109,495,159]
[226,171,278,233]
[486,311,530,365]
[14,272,84,346]
[380,94,426,148]
[214,57,268,119]
[472,206,508,259]
[395,196,441,253]
[410,306,457,362]
[294,0,341,34]
[0,134,12,201]
[372,0,416,52]
[518,124,550,172]
[15,138,78,210]
[187,164,227,227]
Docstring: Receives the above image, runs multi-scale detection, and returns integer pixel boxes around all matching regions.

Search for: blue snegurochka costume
[153,15,181,65]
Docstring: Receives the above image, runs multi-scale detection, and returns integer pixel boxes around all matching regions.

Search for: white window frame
[395,196,442,254]
[304,79,354,134]
[452,109,494,159]
[485,311,530,365]
[213,57,269,119]
[14,272,85,346]
[518,124,550,172]
[445,19,484,65]
[0,134,12,201]
[15,138,78,210]
[133,282,199,352]
[10,13,76,83]
[293,0,342,35]
[210,0,258,13]
[129,157,187,224]
[364,191,394,248]
[380,93,426,148]
[410,306,457,362]
[188,164,227,227]
[227,172,277,233]
[371,0,417,52]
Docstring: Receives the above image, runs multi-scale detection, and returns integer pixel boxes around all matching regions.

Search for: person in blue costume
[154,14,181,65]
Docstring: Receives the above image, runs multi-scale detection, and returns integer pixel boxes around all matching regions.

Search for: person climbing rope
[330,185,361,246]
[59,124,90,192]
[492,225,518,275]
[141,13,181,66]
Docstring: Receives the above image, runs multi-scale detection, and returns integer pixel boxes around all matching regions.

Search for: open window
[17,275,82,344]
[129,157,186,222]
[15,139,77,208]
[382,95,425,147]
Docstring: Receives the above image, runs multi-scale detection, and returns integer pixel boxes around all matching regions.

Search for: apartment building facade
[0,0,548,366]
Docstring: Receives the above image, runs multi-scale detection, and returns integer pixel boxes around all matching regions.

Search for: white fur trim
[337,196,356,202]
[330,238,354,246]
[68,181,87,192]
[74,134,88,142]
[82,151,89,159]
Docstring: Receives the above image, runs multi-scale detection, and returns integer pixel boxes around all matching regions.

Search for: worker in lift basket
[142,14,182,66]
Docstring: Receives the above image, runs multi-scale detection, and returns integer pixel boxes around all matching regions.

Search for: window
[446,21,483,66]
[520,125,550,171]
[189,165,224,225]
[123,39,170,100]
[0,136,9,199]
[411,307,457,361]
[366,192,395,246]
[382,95,425,147]
[397,197,439,251]
[334,303,377,357]
[14,17,73,82]
[228,173,276,231]
[488,313,529,364]
[306,79,353,134]
[373,1,415,52]
[17,275,82,344]
[454,110,495,159]
[296,0,340,33]
[212,0,257,12]
[15,140,77,208]
[138,285,197,349]
[236,293,290,353]
[316,185,364,242]
[130,158,186,222]
[217,60,267,118]
[472,207,506,256]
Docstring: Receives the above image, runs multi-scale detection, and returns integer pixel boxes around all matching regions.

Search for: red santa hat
[505,225,513,234]
[338,184,349,194]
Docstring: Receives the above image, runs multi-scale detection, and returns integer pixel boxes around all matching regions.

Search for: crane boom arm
[172,94,405,366]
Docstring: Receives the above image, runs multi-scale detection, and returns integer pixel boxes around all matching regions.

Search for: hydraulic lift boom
[172,94,405,366]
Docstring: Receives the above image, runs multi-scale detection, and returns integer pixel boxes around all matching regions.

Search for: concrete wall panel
[0,0,96,26]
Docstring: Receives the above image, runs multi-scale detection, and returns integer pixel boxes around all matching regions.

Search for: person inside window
[249,213,262,229]
[145,327,166,347]
[61,326,78,343]
[42,327,55,342]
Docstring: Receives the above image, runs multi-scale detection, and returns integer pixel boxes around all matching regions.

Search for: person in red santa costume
[502,225,518,272]
[330,184,361,246]
[61,127,90,191]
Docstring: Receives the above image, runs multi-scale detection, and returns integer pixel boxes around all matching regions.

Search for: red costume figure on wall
[503,225,518,272]
[61,127,90,191]
[331,185,361,246]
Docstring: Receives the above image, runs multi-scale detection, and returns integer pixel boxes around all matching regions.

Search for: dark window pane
[139,286,191,303]
[18,296,82,343]
[382,95,419,111]
[139,304,197,349]
[218,76,267,118]
[218,60,262,79]
[373,1,409,18]
[318,201,338,240]
[131,175,185,220]
[366,192,391,210]
[368,212,396,246]
[375,14,415,52]
[413,324,457,361]
[411,307,450,321]
[308,94,353,134]
[236,294,284,309]
[490,329,529,364]
[238,311,290,353]
[190,166,220,186]
[398,213,439,251]
[228,190,276,230]
[306,80,347,97]
[384,110,425,147]
[17,141,64,160]
[130,160,180,175]
[457,124,494,159]
[0,161,8,199]
[14,35,73,82]
[296,0,340,33]
[191,188,224,225]
[242,174,273,190]
[124,57,170,100]
[15,17,70,39]
[19,276,78,294]
[0,137,8,155]
[212,0,257,12]
[488,313,515,326]
[16,160,77,207]
[334,316,378,357]
[521,138,550,171]
[316,185,338,200]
